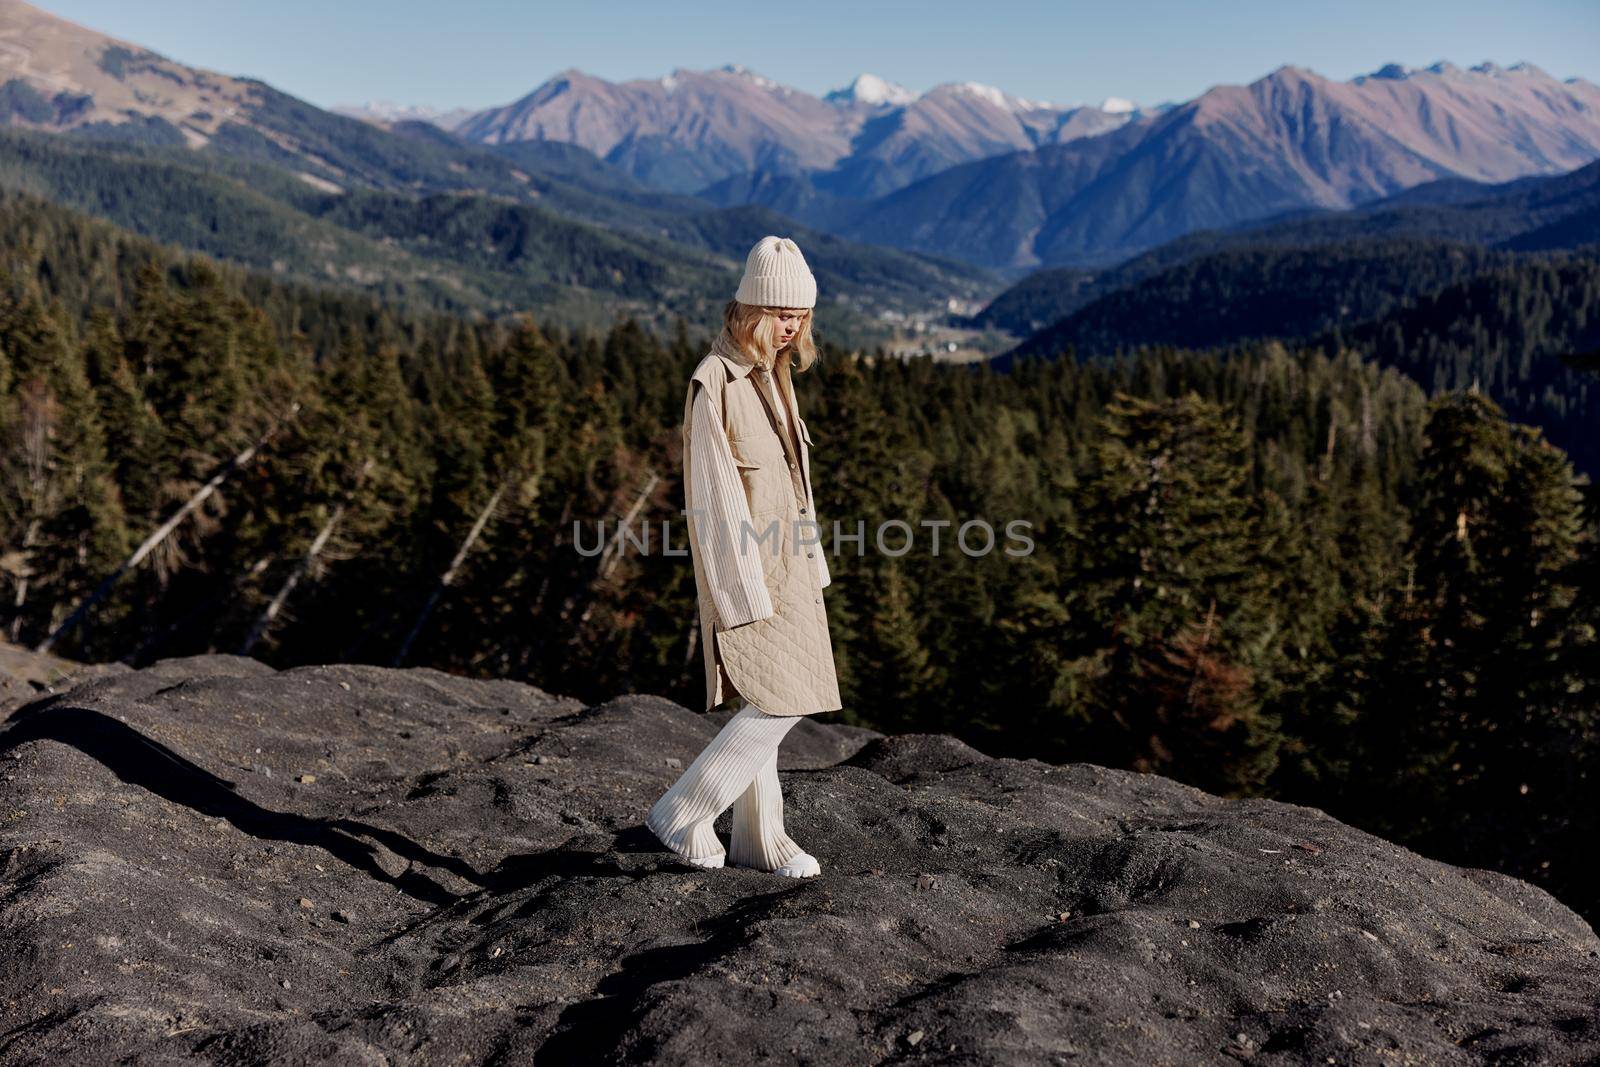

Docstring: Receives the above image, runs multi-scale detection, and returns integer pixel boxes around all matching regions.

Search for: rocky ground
[0,652,1597,1065]
[0,641,117,715]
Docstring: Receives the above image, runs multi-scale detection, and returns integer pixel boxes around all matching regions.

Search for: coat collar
[711,329,804,467]
[710,330,763,380]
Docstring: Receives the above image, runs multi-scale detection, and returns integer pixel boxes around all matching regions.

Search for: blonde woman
[645,236,842,878]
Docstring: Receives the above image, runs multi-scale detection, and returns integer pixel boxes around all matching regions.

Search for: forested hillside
[3,188,1597,927]
[975,159,1600,336]
[995,239,1522,358]
[0,127,998,348]
[1329,258,1600,471]
[993,247,1600,473]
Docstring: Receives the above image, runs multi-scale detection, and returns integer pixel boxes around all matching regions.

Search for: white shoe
[771,852,821,878]
[645,813,725,869]
[682,852,725,869]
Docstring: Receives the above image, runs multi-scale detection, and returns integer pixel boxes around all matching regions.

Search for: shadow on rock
[484,827,662,894]
[0,703,486,906]
[534,890,790,1065]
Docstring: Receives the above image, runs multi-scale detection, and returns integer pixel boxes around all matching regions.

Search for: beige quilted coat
[682,329,842,717]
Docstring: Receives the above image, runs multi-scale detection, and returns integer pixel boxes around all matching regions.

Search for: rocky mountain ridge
[836,61,1600,267]
[6,0,1598,271]
[448,57,1600,255]
[1,652,1596,1063]
[453,63,1149,200]
[0,0,261,147]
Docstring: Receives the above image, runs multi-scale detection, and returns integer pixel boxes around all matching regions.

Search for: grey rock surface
[1,655,1597,1064]
[0,641,123,716]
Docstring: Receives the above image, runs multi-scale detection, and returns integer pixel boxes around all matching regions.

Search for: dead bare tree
[596,472,660,582]
[571,471,660,636]
[391,480,507,667]
[1320,416,1338,483]
[36,402,302,654]
[6,381,58,639]
[239,456,375,656]
[508,496,573,680]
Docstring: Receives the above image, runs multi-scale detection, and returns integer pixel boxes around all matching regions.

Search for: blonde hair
[721,299,819,374]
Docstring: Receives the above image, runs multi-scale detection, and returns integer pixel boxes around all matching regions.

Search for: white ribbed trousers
[646,701,805,870]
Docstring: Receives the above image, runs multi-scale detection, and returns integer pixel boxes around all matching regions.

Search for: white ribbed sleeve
[689,386,775,628]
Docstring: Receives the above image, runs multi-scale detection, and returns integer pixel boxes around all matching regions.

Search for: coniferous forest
[2,185,1598,930]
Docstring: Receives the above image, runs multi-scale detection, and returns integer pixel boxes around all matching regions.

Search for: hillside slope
[0,128,999,343]
[975,159,1600,337]
[1,655,1596,1063]
[0,1,1001,340]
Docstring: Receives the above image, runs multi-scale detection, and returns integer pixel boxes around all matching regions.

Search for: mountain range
[826,61,1600,267]
[2,0,1599,316]
[448,64,1159,202]
[417,57,1600,268]
[0,0,998,343]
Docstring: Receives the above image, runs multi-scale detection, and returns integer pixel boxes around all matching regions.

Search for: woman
[645,235,842,879]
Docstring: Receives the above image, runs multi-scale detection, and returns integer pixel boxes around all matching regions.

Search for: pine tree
[1052,391,1281,793]
[1370,391,1594,898]
[852,559,937,731]
[80,309,161,518]
[0,275,129,649]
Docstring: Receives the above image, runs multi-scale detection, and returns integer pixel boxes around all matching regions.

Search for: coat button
[799,506,807,514]
[807,551,814,558]
[815,597,822,604]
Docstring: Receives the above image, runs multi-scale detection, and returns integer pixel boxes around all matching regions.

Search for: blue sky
[39,0,1600,111]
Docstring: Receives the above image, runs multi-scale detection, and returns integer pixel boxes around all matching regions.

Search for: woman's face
[770,309,806,348]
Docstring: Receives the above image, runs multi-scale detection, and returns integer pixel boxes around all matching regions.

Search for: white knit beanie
[734,236,817,309]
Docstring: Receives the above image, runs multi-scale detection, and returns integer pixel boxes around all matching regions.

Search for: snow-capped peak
[717,62,781,91]
[943,81,1053,111]
[333,100,447,122]
[1099,96,1137,114]
[825,72,916,107]
[957,81,1012,109]
[332,99,477,132]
